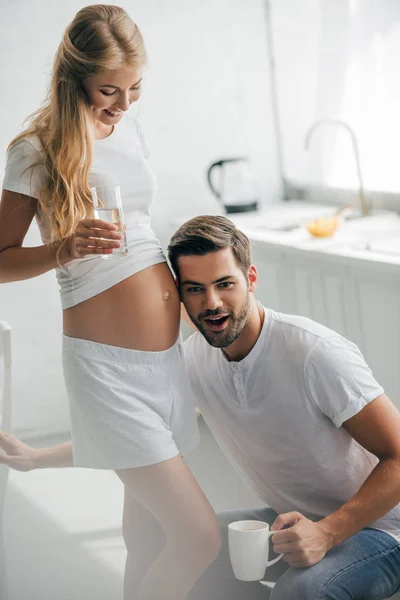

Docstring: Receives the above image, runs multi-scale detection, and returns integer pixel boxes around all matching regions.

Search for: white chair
[0,321,12,600]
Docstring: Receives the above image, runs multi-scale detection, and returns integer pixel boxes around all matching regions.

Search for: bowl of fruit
[306,206,352,238]
[306,215,340,238]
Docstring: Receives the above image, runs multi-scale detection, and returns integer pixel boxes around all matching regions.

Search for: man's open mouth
[203,315,230,332]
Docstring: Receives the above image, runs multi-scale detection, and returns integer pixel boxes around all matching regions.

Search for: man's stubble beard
[190,293,252,348]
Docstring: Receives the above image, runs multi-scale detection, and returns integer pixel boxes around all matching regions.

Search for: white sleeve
[304,336,384,428]
[2,139,45,200]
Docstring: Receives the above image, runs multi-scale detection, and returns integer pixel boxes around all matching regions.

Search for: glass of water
[91,184,128,258]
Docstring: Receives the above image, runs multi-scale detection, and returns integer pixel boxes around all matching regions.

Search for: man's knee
[270,566,330,600]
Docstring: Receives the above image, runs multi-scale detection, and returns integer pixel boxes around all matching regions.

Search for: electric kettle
[206,157,259,214]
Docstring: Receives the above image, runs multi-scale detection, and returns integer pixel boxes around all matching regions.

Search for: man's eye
[187,287,202,294]
[219,282,233,288]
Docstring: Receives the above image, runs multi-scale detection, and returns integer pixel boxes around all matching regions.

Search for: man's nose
[204,290,223,310]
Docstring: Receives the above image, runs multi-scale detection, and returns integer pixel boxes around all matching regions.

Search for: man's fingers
[281,551,297,564]
[285,557,307,568]
[271,511,304,532]
[272,541,294,553]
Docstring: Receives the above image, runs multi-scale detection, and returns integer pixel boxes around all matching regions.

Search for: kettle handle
[206,158,246,200]
[206,160,224,199]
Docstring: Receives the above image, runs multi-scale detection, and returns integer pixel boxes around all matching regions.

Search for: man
[2,215,400,599]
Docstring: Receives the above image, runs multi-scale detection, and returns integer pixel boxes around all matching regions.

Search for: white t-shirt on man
[184,306,400,541]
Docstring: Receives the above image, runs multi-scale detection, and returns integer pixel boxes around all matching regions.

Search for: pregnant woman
[0,5,220,599]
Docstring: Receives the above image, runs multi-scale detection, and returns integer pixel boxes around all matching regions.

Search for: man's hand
[270,512,334,568]
[0,432,40,471]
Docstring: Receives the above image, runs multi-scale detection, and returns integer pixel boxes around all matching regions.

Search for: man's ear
[248,265,258,292]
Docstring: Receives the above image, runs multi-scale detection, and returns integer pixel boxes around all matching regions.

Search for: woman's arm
[0,189,64,283]
[0,189,123,283]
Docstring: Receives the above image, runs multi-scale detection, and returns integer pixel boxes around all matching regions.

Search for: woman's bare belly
[63,262,180,351]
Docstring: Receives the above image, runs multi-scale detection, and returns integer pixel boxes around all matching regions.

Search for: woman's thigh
[121,485,165,555]
[271,528,400,600]
[117,454,220,549]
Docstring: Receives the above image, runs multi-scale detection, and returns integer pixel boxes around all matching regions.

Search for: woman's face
[83,65,143,129]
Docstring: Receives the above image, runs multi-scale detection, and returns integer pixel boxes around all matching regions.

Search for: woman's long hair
[9,4,146,243]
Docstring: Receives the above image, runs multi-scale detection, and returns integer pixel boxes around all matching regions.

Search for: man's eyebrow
[99,78,143,89]
[181,275,237,286]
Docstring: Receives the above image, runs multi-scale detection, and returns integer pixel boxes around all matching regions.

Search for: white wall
[0,0,280,437]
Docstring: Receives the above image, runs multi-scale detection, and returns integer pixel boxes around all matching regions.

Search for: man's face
[178,248,257,348]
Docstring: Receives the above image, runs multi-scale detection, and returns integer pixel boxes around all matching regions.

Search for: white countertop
[229,201,400,267]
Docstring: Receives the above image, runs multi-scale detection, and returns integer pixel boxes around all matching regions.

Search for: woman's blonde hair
[9,4,146,243]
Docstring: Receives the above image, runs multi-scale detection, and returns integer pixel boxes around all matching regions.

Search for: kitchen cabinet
[250,239,400,408]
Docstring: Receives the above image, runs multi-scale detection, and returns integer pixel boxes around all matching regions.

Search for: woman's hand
[0,432,73,469]
[60,218,123,262]
[0,432,41,471]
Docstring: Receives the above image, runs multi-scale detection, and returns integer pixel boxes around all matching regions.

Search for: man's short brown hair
[167,215,252,281]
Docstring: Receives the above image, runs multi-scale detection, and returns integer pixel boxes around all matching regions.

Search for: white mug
[228,520,283,582]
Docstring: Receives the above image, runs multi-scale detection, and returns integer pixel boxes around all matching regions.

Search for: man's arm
[0,432,73,470]
[271,393,400,567]
[320,392,400,541]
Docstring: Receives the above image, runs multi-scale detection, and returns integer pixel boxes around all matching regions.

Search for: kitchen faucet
[304,117,369,217]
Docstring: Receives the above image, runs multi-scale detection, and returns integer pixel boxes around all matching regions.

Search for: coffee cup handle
[265,531,283,567]
[265,553,284,567]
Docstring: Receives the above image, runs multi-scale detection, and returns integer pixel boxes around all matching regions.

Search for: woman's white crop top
[2,117,167,309]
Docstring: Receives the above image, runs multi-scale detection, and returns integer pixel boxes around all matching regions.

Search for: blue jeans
[188,508,400,600]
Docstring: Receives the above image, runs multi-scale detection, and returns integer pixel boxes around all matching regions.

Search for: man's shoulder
[268,309,341,346]
[262,309,350,370]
